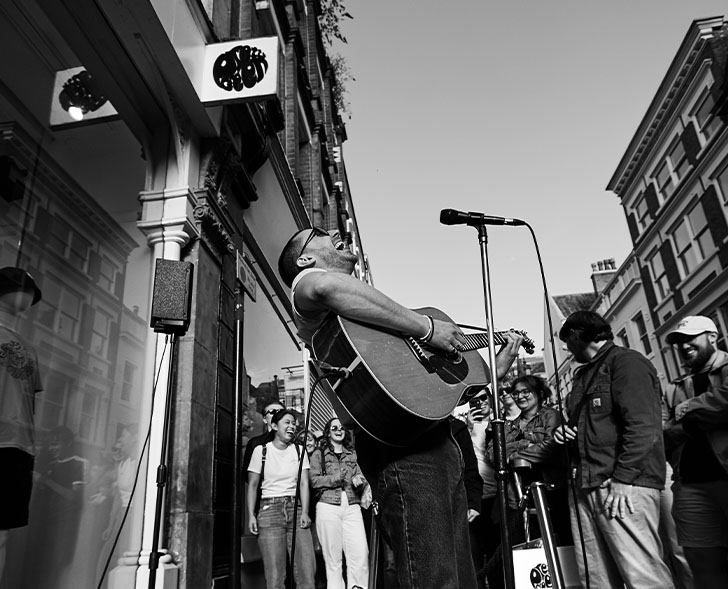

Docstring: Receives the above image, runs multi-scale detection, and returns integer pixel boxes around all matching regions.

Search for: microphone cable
[289,364,350,580]
[521,221,591,589]
[96,335,170,589]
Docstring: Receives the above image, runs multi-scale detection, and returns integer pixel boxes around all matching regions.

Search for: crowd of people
[273,227,728,589]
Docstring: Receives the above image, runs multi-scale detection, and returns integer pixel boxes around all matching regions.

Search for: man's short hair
[559,310,614,343]
[278,231,305,288]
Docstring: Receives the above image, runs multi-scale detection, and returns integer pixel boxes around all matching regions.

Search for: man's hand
[495,330,524,379]
[249,515,258,535]
[601,478,635,519]
[553,424,577,445]
[428,318,467,354]
[674,400,690,421]
[467,509,480,523]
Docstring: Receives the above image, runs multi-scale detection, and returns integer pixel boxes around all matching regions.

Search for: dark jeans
[358,424,477,589]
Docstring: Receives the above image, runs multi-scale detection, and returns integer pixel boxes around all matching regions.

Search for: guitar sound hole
[428,353,469,384]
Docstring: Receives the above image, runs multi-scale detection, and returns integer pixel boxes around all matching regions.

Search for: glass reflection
[0,120,149,589]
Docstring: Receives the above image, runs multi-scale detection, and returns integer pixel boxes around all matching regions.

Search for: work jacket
[663,349,728,475]
[309,445,365,506]
[566,342,666,491]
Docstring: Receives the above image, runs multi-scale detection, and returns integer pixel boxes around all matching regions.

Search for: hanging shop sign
[49,66,118,127]
[199,37,279,105]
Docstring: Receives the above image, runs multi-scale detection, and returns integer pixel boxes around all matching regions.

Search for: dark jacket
[663,349,728,474]
[309,444,366,506]
[450,416,483,513]
[566,342,665,490]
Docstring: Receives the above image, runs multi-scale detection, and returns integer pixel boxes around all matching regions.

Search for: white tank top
[290,268,330,345]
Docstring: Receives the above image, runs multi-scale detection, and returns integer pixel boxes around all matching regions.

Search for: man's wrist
[415,315,434,343]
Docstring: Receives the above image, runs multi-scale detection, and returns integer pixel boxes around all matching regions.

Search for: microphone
[440,208,525,227]
[312,360,351,379]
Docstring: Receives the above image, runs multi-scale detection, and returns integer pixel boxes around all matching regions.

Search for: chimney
[590,258,618,295]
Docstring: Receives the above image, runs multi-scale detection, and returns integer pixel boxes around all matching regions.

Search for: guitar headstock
[514,330,536,354]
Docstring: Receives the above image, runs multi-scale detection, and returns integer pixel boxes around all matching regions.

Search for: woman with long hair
[247,409,316,589]
[309,417,369,589]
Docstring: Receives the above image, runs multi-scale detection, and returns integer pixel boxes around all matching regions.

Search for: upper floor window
[632,312,652,356]
[616,328,630,349]
[693,89,722,142]
[634,193,652,232]
[654,160,674,202]
[653,139,689,203]
[717,164,728,204]
[98,256,116,292]
[669,203,713,276]
[648,250,670,301]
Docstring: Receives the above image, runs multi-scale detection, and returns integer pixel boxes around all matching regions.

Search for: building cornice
[607,16,726,196]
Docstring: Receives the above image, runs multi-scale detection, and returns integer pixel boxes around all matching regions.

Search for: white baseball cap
[665,315,718,344]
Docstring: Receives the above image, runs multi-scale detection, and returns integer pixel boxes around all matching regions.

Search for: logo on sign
[213,45,268,92]
[530,562,552,588]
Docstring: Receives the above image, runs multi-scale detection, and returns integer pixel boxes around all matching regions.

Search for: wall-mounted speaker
[150,259,194,335]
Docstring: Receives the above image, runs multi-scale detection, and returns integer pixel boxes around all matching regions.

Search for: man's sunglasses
[298,227,330,259]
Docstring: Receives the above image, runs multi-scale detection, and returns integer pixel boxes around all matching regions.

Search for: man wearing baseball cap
[663,315,728,586]
[0,266,43,583]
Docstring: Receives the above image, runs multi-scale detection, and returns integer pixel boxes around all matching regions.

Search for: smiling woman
[246,409,316,588]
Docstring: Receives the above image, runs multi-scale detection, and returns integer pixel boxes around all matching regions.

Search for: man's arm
[295,270,523,371]
[611,354,663,484]
[295,271,462,351]
[676,364,728,427]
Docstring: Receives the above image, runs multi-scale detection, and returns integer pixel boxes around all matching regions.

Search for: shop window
[632,312,652,355]
[670,204,714,276]
[239,253,307,561]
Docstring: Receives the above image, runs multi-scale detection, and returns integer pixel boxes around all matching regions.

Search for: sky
[332,0,728,357]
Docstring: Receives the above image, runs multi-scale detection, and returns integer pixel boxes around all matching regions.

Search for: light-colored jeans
[257,496,316,589]
[316,492,369,589]
[569,485,675,589]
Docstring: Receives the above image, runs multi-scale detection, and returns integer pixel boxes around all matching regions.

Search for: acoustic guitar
[310,306,535,446]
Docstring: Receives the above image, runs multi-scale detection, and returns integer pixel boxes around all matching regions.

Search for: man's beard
[685,341,715,372]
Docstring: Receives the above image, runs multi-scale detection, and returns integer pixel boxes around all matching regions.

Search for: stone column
[107,187,197,589]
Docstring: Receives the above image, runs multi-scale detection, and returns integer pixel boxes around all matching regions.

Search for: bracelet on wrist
[415,315,434,344]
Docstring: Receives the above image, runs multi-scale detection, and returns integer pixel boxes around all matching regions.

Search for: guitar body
[311,307,491,446]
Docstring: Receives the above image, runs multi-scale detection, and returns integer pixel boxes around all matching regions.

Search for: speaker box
[150,259,194,334]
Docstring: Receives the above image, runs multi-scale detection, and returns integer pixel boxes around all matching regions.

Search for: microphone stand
[475,223,515,589]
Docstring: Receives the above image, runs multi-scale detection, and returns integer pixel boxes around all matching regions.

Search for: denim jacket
[309,445,365,506]
[566,342,666,490]
[663,349,728,475]
[504,406,565,486]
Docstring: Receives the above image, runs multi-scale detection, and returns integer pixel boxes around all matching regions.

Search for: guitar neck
[462,331,522,352]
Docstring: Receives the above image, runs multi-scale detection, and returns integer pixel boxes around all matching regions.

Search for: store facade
[0,0,360,587]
